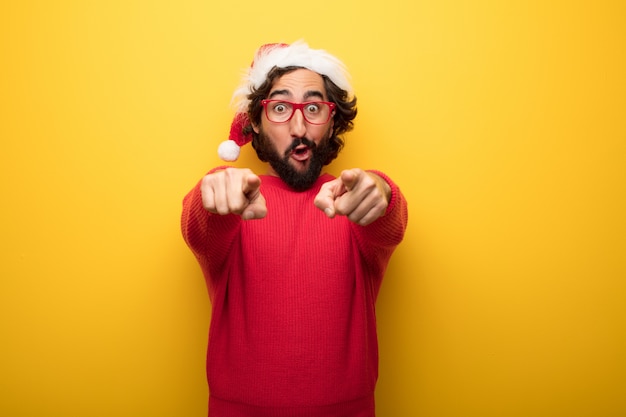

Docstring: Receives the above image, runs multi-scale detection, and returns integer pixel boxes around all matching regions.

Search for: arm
[357,169,408,247]
[314,168,408,284]
[181,167,267,271]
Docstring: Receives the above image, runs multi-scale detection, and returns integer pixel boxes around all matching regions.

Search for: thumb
[314,177,346,218]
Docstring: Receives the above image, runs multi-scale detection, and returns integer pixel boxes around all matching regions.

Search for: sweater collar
[260,173,334,193]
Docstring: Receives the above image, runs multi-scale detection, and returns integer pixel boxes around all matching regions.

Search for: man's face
[252,69,335,190]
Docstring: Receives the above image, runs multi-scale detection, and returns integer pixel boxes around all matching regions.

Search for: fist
[314,169,391,226]
[201,168,267,220]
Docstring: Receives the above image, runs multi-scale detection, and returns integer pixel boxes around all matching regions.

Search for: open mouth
[290,145,311,162]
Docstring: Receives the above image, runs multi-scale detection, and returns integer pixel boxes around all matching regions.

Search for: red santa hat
[217,40,353,161]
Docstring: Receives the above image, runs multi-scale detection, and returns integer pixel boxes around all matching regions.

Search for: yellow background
[1,1,625,416]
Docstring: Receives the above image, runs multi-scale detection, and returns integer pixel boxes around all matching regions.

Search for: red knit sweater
[181,171,408,417]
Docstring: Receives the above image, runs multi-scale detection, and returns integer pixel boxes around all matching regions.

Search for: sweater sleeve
[351,170,408,276]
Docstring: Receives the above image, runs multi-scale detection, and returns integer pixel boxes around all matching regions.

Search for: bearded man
[181,41,408,417]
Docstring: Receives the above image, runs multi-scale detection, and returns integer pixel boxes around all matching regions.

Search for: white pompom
[217,140,240,161]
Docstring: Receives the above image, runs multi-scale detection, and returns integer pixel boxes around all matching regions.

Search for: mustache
[284,137,316,157]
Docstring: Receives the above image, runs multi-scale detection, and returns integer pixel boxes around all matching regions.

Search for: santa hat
[217,40,353,161]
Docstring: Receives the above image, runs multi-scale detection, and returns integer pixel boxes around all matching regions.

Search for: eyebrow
[268,89,325,101]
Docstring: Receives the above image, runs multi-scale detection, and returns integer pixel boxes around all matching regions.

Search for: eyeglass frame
[260,99,336,125]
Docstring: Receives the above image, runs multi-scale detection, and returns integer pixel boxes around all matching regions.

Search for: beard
[253,129,335,191]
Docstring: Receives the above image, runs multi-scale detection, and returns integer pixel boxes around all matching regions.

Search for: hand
[314,169,391,226]
[201,168,267,220]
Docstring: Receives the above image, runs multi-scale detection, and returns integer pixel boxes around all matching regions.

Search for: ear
[252,121,260,134]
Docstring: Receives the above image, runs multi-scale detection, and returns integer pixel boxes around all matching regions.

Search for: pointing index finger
[242,173,261,195]
[340,169,359,191]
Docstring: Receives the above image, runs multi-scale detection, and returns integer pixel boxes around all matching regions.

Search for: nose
[288,108,307,138]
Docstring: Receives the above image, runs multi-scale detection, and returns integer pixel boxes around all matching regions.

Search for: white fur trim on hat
[231,40,353,113]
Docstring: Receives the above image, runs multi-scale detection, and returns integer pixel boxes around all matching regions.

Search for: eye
[304,103,321,114]
[272,103,288,113]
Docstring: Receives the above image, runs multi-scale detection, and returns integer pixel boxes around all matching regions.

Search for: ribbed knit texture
[181,171,408,417]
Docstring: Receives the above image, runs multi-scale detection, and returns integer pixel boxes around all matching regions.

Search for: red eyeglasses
[261,100,336,125]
